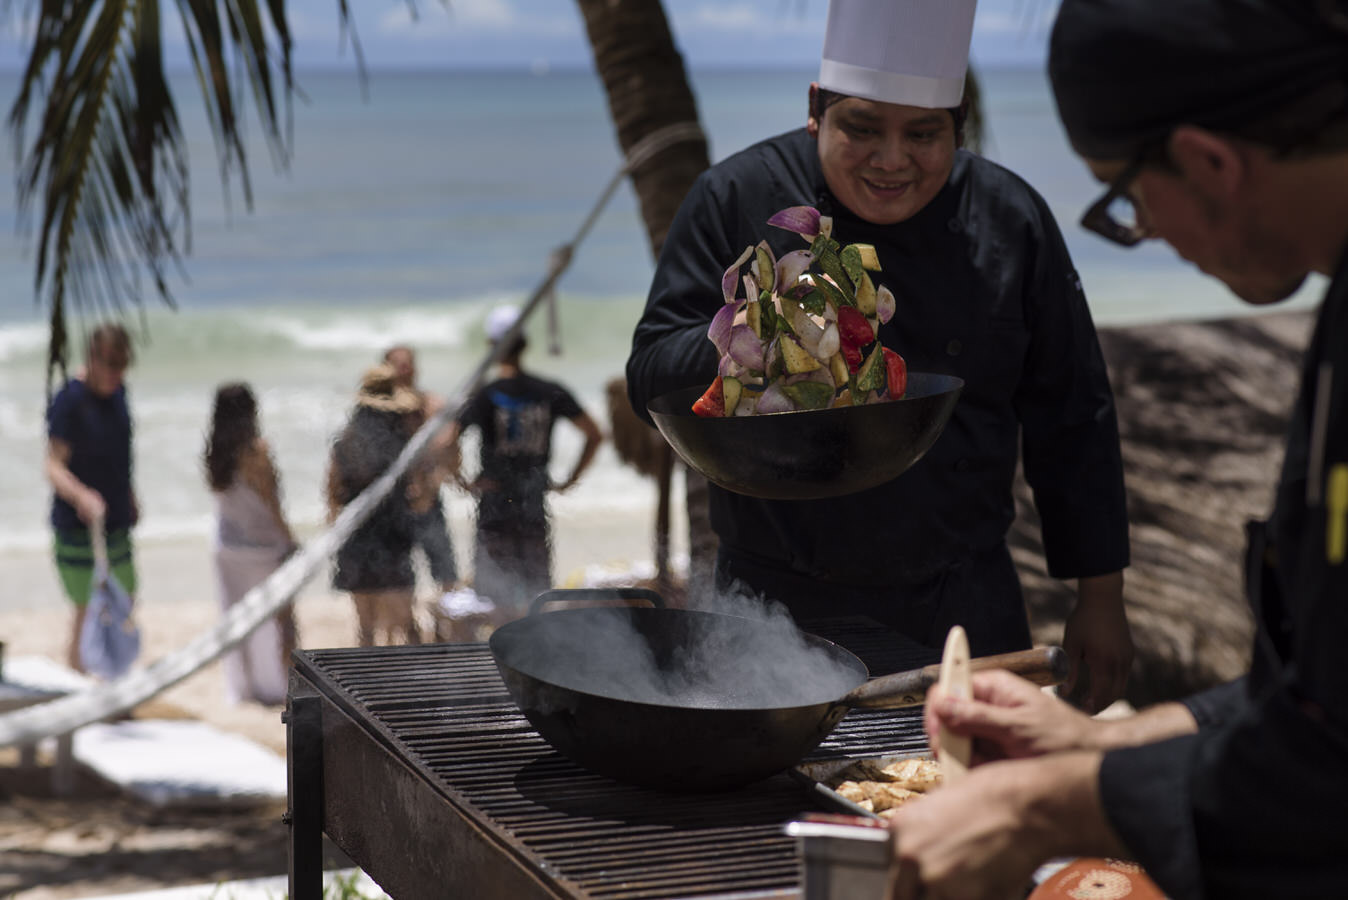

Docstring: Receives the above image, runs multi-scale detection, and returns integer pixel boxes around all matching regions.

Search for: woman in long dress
[204,383,298,705]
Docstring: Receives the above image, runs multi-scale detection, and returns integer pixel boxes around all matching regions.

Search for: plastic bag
[79,568,140,680]
[79,521,141,680]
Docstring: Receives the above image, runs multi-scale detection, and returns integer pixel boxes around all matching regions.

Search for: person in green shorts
[45,324,139,673]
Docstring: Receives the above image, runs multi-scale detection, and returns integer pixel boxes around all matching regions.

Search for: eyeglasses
[1080,156,1149,247]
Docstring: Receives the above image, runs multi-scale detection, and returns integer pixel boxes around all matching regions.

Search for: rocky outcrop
[1014,309,1316,707]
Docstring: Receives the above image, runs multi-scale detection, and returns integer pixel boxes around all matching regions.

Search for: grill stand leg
[287,690,324,900]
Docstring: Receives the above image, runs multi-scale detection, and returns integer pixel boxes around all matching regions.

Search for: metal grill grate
[295,618,936,899]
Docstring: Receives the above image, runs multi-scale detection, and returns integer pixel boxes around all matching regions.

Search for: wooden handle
[937,626,972,782]
[841,645,1068,709]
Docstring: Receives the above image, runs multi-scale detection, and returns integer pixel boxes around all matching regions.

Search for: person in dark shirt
[625,0,1131,709]
[448,306,603,616]
[886,3,1348,898]
[45,323,139,673]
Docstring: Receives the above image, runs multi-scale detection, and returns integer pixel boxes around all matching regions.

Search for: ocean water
[0,66,1325,554]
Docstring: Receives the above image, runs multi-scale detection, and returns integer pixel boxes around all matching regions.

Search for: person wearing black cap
[626,0,1132,710]
[886,2,1348,898]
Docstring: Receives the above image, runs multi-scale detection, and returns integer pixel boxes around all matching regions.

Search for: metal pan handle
[528,587,666,616]
[839,645,1067,710]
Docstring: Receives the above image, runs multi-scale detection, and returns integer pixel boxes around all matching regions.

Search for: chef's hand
[884,759,1058,900]
[924,670,1102,764]
[1061,572,1132,713]
[886,753,1122,900]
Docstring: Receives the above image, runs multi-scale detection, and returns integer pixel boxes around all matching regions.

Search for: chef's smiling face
[808,86,956,226]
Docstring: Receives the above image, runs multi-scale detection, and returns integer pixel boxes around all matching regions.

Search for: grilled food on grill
[834,780,920,813]
[828,756,944,818]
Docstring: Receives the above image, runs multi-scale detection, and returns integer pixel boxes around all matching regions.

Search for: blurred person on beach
[45,323,139,673]
[383,344,461,594]
[446,305,604,617]
[325,364,425,646]
[204,383,298,706]
[625,0,1132,710]
[884,3,1348,898]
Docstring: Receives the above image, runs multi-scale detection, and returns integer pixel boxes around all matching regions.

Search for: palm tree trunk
[577,0,718,601]
[574,0,709,257]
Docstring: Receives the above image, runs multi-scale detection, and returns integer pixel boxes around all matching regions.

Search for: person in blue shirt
[45,323,139,673]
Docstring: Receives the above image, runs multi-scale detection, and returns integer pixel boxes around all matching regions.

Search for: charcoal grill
[286,617,937,899]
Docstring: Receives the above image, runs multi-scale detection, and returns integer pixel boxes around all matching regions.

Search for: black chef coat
[627,129,1128,652]
[1098,255,1348,899]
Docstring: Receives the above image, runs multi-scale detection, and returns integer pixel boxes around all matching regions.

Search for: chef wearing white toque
[819,0,977,108]
[627,0,1133,712]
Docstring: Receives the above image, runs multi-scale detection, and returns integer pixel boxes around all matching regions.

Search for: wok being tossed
[649,205,963,500]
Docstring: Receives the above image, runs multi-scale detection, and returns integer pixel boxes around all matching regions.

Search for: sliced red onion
[876,284,896,324]
[766,205,821,239]
[742,273,759,303]
[727,324,765,370]
[819,215,834,239]
[721,246,754,304]
[774,250,813,294]
[708,301,740,355]
[755,381,795,414]
[817,322,840,360]
[718,354,747,380]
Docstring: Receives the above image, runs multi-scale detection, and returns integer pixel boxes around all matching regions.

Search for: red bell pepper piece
[841,342,863,373]
[836,306,875,350]
[691,375,725,418]
[882,347,907,399]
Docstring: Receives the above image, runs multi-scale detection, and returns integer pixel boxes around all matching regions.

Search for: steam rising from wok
[504,587,866,710]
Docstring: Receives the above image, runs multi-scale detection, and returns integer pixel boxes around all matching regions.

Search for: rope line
[0,120,706,748]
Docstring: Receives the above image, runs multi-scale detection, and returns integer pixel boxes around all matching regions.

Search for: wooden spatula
[937,625,972,784]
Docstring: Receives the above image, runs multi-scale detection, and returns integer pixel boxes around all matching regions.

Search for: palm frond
[5,0,353,391]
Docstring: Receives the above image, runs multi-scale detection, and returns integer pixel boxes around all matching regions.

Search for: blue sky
[2,0,1059,71]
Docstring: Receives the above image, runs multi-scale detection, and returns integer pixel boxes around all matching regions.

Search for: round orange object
[1028,858,1166,900]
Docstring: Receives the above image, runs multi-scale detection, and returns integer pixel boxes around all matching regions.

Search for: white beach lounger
[72,718,287,807]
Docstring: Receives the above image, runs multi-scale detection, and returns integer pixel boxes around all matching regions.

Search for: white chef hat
[485,305,521,343]
[819,0,978,109]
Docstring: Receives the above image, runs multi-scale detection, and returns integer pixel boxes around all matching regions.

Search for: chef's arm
[928,667,1197,761]
[1090,699,1198,748]
[627,325,719,425]
[1062,570,1134,712]
[46,437,105,524]
[627,174,734,424]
